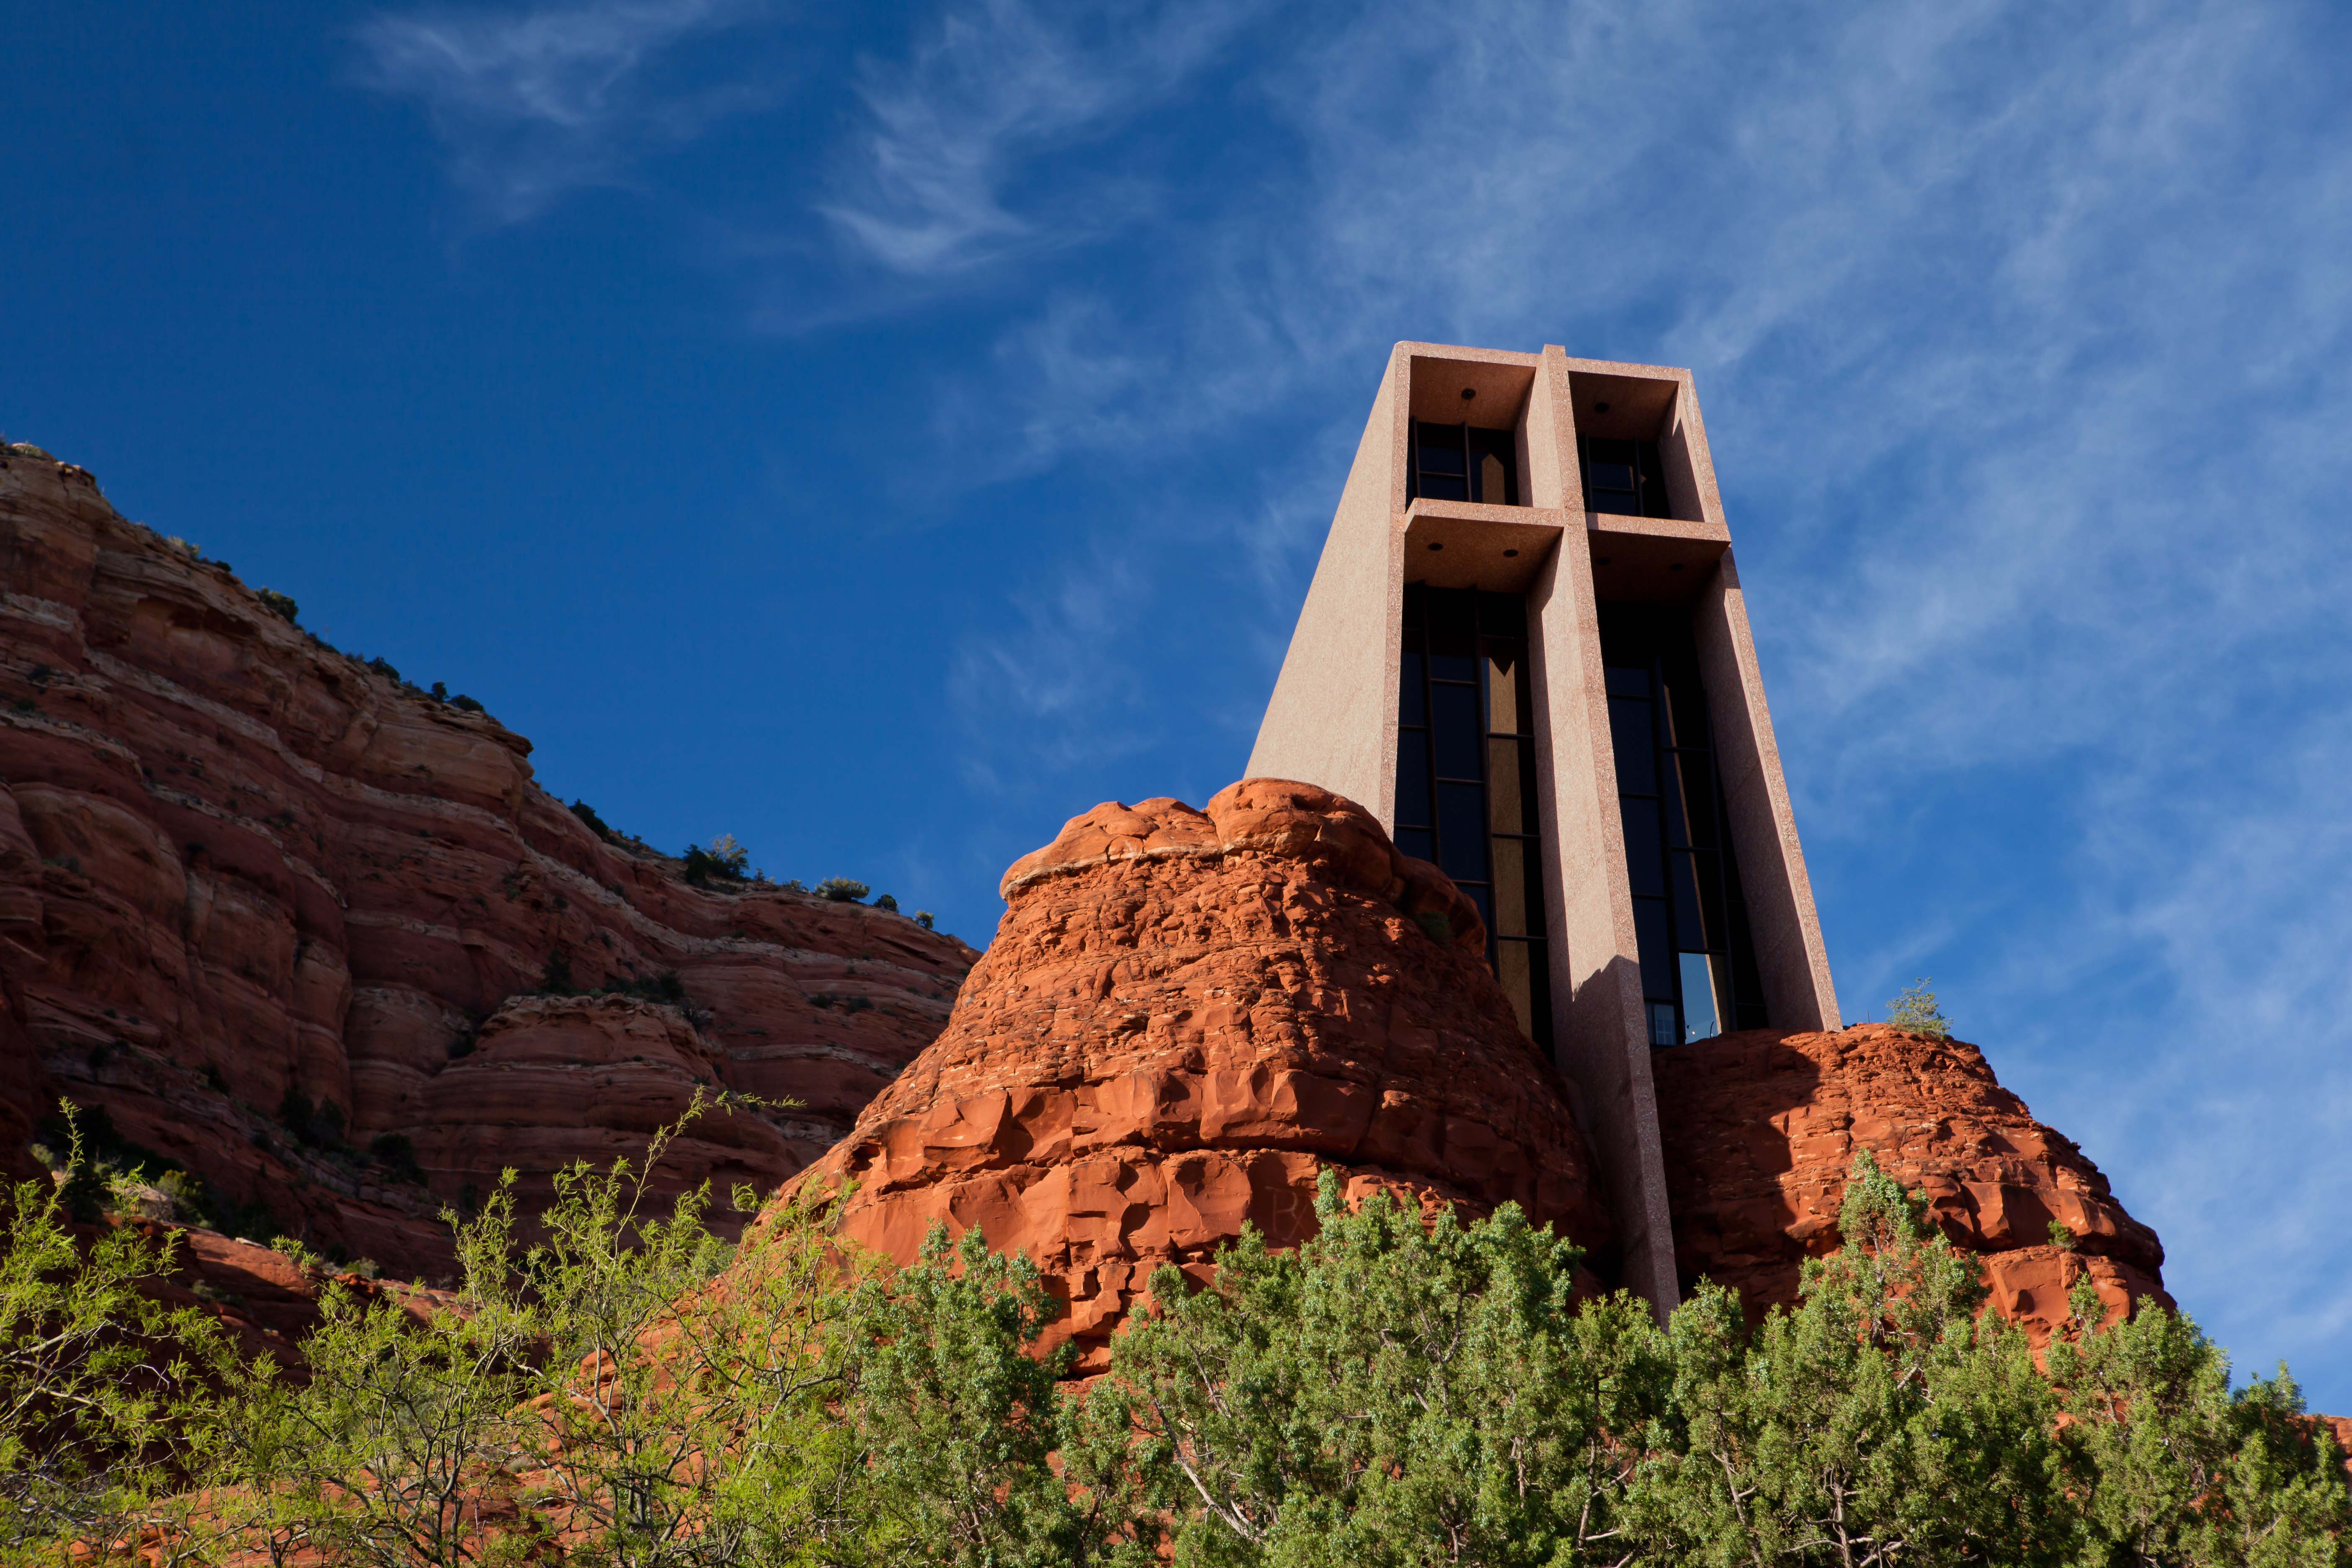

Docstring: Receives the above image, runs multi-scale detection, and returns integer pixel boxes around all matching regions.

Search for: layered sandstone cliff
[778,779,1618,1372]
[0,449,977,1279]
[1652,1024,2170,1344]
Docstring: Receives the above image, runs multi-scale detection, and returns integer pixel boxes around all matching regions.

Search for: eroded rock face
[1652,1025,2170,1346]
[779,779,1615,1372]
[0,453,977,1278]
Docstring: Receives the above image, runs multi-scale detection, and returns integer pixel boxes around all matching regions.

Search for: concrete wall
[1691,552,1841,1031]
[1245,348,1408,816]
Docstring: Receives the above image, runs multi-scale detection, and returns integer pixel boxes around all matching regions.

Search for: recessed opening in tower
[1407,421,1520,505]
[1599,603,1769,1047]
[1393,584,1550,1046]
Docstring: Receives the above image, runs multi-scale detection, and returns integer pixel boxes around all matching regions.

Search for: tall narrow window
[1395,586,1550,1046]
[1599,604,1768,1047]
[1408,421,1520,505]
[1578,433,1673,518]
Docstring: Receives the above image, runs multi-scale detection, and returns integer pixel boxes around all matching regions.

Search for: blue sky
[7,0,2349,1406]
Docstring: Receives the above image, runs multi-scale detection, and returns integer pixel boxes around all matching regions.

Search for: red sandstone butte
[777,779,1617,1372]
[1651,1025,2171,1346]
[0,449,977,1279]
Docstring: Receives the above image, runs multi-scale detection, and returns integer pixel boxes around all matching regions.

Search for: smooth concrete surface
[1246,349,1409,820]
[1522,490,1680,1310]
[1400,500,1565,594]
[1692,551,1841,1030]
[1248,338,1824,1319]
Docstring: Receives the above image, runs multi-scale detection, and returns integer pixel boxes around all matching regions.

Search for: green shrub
[813,877,869,903]
[916,910,935,930]
[685,835,751,888]
[255,588,297,624]
[368,1133,423,1184]
[451,694,484,713]
[875,893,899,912]
[1888,977,1952,1037]
[570,799,616,840]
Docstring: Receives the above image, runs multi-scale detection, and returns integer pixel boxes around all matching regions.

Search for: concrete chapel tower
[1248,343,1840,1314]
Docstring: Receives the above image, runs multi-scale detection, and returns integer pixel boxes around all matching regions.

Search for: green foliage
[915,910,935,930]
[571,799,617,840]
[874,893,899,913]
[0,1105,242,1559]
[1413,909,1453,943]
[6,1109,2343,1565]
[1112,1171,1666,1568]
[2050,1275,2352,1566]
[1887,977,1952,1038]
[1630,1150,2068,1565]
[813,877,870,903]
[451,694,485,714]
[850,1222,1148,1568]
[256,588,298,624]
[683,836,752,889]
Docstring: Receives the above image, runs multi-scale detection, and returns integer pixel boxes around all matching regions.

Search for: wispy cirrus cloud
[820,0,1262,275]
[356,0,771,220]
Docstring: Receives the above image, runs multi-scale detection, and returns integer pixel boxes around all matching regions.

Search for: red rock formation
[779,779,1616,1372]
[1652,1025,2170,1346]
[0,450,977,1279]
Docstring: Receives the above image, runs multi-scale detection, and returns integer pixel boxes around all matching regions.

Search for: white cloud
[356,0,768,219]
[820,0,1261,274]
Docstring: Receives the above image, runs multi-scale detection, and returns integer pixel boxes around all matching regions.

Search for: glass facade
[1408,420,1520,505]
[1578,433,1674,518]
[1393,585,1551,1046]
[1599,604,1769,1047]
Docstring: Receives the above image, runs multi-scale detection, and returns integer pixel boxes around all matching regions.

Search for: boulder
[1652,1024,2170,1346]
[777,779,1615,1372]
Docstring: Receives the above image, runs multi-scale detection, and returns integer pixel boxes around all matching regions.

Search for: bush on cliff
[3,1124,2344,1565]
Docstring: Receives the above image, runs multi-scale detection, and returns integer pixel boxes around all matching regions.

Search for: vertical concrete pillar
[1691,552,1840,1031]
[1245,349,1410,812]
[1526,345,1679,1320]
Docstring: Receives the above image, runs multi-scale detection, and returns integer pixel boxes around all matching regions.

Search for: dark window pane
[1426,588,1475,660]
[1633,897,1674,997]
[1660,750,1692,848]
[1432,684,1482,778]
[1674,754,1719,847]
[1589,462,1635,494]
[1620,799,1664,895]
[1398,652,1425,726]
[1670,850,1707,949]
[1604,665,1651,699]
[1397,827,1434,863]
[1609,699,1657,794]
[1395,730,1431,828]
[1649,1002,1680,1049]
[1477,591,1527,640]
[1418,436,1466,476]
[1437,784,1489,881]
[1402,583,1426,630]
[1638,441,1672,518]
[1419,475,1468,502]
[1461,882,1493,941]
[1664,677,1711,750]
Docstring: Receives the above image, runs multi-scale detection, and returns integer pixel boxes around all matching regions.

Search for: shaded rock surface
[1653,1025,2171,1346]
[0,452,977,1279]
[777,779,1616,1373]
